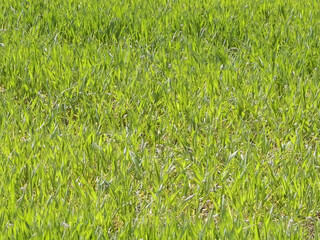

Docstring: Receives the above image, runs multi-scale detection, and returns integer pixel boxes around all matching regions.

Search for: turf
[1,0,320,239]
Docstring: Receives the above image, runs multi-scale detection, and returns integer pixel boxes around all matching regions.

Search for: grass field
[1,0,320,238]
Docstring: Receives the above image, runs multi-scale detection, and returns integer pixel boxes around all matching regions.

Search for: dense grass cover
[1,0,320,238]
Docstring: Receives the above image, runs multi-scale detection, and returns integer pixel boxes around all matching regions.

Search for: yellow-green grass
[1,0,320,238]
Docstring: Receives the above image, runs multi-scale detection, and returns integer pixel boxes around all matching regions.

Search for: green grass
[1,0,320,238]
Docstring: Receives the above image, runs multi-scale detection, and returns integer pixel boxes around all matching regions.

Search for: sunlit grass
[1,0,320,238]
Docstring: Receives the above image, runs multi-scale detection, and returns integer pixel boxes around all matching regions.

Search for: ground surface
[1,0,320,239]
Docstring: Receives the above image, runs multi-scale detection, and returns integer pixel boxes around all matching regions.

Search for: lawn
[1,0,320,239]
